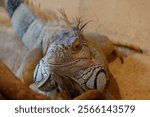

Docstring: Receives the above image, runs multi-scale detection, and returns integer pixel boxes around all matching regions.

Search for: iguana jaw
[47,57,92,67]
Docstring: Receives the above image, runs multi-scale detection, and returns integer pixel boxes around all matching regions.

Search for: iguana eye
[72,40,82,52]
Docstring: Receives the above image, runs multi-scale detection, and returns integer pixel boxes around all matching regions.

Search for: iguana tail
[6,0,43,48]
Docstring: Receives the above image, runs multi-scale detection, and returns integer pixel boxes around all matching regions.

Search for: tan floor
[0,0,150,99]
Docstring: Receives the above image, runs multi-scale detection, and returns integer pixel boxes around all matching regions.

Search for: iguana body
[5,0,127,99]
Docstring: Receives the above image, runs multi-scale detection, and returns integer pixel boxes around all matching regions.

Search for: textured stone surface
[0,0,150,99]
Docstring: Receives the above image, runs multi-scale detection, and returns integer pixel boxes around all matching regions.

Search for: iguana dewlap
[5,0,123,99]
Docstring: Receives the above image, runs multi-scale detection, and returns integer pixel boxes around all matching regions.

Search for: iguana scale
[5,0,143,99]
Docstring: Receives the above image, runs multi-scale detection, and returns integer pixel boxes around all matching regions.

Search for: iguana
[4,0,143,99]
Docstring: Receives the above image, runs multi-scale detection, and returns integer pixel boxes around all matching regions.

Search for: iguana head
[34,21,110,98]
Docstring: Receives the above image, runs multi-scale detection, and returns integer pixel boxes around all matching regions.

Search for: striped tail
[6,0,43,48]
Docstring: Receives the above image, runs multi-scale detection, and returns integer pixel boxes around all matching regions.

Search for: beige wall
[43,0,150,48]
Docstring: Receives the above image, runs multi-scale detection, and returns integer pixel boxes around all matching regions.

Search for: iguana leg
[17,44,43,86]
[107,48,124,63]
[85,32,143,63]
[85,33,123,63]
[107,42,144,63]
[114,42,144,55]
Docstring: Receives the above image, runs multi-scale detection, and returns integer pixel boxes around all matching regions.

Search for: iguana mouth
[48,58,91,67]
